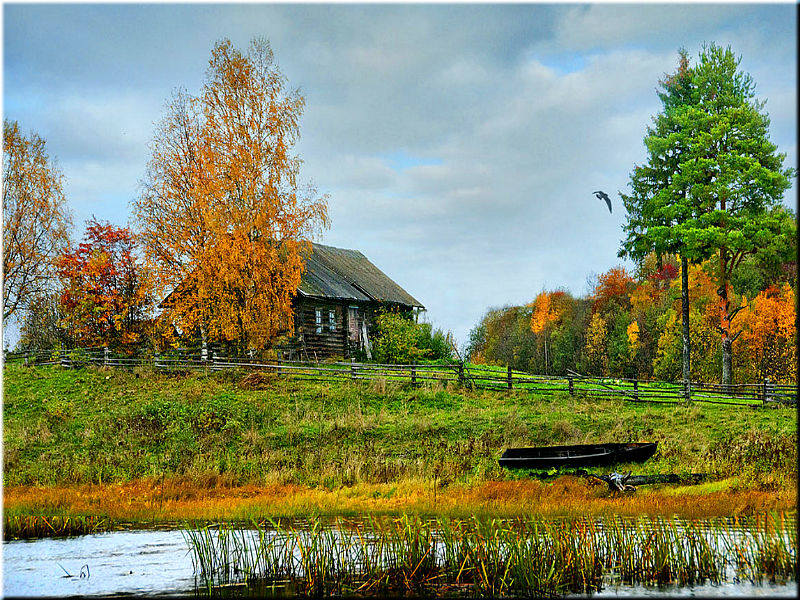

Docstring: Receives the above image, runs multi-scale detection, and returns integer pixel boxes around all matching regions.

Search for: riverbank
[3,363,796,535]
[4,475,798,537]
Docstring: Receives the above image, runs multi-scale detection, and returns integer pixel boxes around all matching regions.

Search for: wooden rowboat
[499,442,658,470]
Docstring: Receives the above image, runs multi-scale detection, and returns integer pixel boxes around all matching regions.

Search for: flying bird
[593,190,612,214]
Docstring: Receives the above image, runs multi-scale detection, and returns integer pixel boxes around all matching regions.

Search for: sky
[3,3,797,349]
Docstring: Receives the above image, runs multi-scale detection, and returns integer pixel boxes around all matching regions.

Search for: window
[329,310,336,332]
[315,308,322,334]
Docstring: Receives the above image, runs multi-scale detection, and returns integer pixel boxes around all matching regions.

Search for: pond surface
[3,530,195,597]
[3,527,797,598]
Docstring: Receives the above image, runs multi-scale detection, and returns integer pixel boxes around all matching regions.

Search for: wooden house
[160,242,424,359]
[290,243,424,359]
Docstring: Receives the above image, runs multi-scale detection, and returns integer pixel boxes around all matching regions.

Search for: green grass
[2,363,796,489]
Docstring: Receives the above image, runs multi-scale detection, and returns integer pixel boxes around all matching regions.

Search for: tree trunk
[681,255,690,383]
[718,249,733,388]
[721,337,733,387]
[544,336,548,376]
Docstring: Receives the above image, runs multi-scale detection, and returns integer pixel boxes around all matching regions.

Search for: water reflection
[3,520,797,598]
[3,530,195,597]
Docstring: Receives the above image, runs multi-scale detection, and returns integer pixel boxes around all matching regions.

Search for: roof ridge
[312,241,363,256]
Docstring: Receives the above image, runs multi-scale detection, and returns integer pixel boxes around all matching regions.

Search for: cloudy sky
[4,3,797,347]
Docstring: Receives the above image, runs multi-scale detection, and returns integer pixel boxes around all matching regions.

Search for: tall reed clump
[184,513,797,597]
[721,512,798,583]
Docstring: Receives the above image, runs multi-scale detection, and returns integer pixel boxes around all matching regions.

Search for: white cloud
[3,4,796,347]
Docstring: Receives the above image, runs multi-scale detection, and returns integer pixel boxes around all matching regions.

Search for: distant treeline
[465,254,796,384]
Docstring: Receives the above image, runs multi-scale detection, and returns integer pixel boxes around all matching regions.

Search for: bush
[372,312,454,364]
[415,322,456,362]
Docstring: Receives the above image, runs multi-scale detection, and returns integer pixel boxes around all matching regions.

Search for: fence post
[104,346,110,368]
[633,379,639,401]
[351,357,356,382]
[763,377,770,405]
[277,353,283,377]
[411,362,417,387]
[507,365,513,390]
[568,375,574,396]
[458,361,465,387]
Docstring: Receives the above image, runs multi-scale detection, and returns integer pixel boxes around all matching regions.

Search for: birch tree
[134,38,328,352]
[3,120,72,321]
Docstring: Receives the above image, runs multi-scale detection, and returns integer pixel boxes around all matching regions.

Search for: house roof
[298,243,424,308]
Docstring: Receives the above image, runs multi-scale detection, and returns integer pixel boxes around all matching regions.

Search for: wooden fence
[5,347,797,408]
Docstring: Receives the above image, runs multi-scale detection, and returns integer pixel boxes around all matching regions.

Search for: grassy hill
[3,362,795,491]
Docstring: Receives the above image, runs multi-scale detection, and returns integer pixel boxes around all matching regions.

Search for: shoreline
[4,475,796,539]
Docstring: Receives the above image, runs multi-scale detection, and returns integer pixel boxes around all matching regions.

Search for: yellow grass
[4,475,795,528]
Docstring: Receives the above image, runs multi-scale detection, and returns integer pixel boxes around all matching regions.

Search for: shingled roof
[298,243,423,308]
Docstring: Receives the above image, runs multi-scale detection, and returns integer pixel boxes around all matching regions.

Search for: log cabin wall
[294,298,349,359]
[292,299,393,359]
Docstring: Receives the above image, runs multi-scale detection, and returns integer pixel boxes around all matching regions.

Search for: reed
[184,512,797,597]
[3,514,112,540]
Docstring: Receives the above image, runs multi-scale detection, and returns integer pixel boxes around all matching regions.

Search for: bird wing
[592,191,613,213]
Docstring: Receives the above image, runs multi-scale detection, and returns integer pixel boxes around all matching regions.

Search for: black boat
[499,442,658,470]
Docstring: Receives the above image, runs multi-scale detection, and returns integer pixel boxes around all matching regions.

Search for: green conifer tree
[621,44,794,385]
[620,49,695,384]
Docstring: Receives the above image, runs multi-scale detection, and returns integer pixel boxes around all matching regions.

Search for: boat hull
[498,442,658,470]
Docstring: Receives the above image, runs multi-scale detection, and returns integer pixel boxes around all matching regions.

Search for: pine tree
[674,44,794,385]
[620,44,794,385]
[620,49,695,383]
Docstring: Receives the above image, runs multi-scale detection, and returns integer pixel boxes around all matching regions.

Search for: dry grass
[4,475,795,534]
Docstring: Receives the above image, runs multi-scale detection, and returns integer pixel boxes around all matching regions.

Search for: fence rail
[4,348,796,408]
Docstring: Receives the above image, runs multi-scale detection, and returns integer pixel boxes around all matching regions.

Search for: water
[3,530,196,597]
[3,526,797,597]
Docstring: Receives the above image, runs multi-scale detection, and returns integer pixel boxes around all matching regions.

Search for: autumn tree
[134,38,328,353]
[16,292,66,351]
[584,312,608,376]
[530,291,556,374]
[57,219,151,349]
[653,262,722,381]
[736,284,796,383]
[590,267,635,315]
[2,120,72,321]
[530,290,576,375]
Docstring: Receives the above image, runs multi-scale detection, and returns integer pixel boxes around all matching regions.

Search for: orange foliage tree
[590,266,635,315]
[736,284,796,383]
[3,120,72,320]
[134,38,328,353]
[530,290,569,374]
[57,219,152,349]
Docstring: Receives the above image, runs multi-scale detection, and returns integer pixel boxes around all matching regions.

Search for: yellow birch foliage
[584,312,608,375]
[2,120,72,320]
[530,290,571,334]
[530,291,554,334]
[134,38,328,350]
[626,320,640,358]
